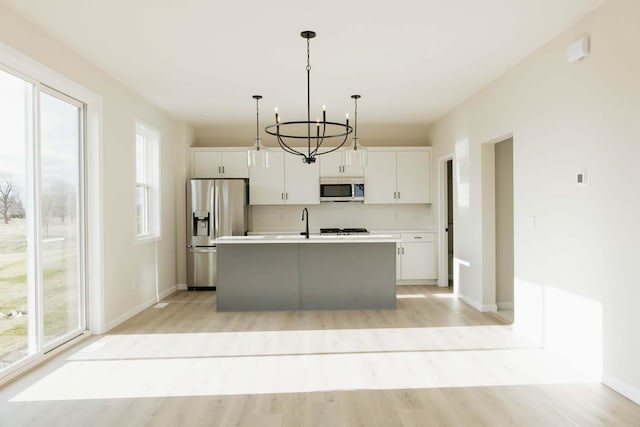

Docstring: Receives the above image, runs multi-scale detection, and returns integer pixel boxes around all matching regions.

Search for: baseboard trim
[497,301,514,310]
[459,294,497,312]
[105,291,169,332]
[159,285,177,300]
[603,375,640,405]
[177,283,188,291]
[397,279,438,286]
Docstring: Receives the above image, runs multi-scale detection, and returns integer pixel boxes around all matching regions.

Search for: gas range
[320,227,370,236]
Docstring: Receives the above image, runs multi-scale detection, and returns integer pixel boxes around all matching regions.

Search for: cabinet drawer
[401,232,434,242]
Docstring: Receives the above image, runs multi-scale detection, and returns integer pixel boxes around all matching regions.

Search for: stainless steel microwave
[320,177,365,202]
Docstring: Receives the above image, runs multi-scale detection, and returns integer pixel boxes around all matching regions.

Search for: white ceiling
[2,0,604,134]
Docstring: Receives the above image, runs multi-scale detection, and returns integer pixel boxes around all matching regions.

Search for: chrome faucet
[301,208,309,239]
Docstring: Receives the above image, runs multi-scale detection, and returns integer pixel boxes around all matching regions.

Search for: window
[135,122,160,240]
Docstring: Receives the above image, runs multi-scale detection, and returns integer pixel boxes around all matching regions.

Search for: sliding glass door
[0,67,86,374]
[0,69,32,371]
[40,89,84,349]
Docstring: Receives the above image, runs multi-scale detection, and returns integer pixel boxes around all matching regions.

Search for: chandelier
[264,30,357,164]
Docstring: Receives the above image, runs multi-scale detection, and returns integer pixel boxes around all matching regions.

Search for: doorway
[494,138,514,322]
[438,155,455,290]
[446,160,454,287]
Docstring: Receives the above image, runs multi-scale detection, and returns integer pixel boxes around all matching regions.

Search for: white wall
[428,0,639,402]
[193,123,430,148]
[0,5,192,330]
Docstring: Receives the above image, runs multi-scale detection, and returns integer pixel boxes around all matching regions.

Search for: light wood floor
[1,286,639,426]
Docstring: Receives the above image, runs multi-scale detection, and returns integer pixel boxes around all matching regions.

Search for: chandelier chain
[306,38,311,71]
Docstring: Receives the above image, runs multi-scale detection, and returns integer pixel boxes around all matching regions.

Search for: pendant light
[343,94,367,167]
[247,95,270,168]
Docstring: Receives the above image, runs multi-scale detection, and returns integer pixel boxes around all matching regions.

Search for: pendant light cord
[306,37,311,158]
[354,96,358,149]
[254,95,262,150]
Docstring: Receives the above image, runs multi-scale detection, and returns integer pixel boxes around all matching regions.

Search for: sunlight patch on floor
[396,294,426,299]
[7,325,601,402]
[10,347,598,401]
[65,326,532,361]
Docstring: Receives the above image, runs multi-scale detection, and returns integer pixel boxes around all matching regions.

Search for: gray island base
[216,236,397,311]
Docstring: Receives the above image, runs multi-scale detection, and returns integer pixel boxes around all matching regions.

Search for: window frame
[134,120,161,243]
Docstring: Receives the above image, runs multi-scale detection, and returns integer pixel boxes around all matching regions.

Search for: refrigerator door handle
[212,184,220,240]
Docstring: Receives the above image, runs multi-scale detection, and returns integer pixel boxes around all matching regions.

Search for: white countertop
[248,229,436,236]
[216,234,400,244]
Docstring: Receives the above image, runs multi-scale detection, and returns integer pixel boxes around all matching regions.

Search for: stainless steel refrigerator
[187,178,249,289]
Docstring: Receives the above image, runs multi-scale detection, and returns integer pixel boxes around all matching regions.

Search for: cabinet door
[249,151,285,205]
[342,155,365,177]
[401,242,436,280]
[396,150,430,203]
[193,151,222,178]
[319,151,343,177]
[221,151,249,178]
[364,151,396,204]
[285,155,320,204]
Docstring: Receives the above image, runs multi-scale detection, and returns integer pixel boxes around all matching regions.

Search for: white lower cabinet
[396,232,437,283]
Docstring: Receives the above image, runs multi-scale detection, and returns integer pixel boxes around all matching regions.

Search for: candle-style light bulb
[322,105,326,111]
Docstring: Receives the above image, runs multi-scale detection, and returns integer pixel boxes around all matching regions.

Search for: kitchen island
[215,235,398,311]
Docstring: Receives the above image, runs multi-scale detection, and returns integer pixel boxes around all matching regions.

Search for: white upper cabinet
[364,151,397,203]
[220,151,250,178]
[285,155,320,204]
[249,151,320,205]
[191,149,249,178]
[319,150,364,177]
[396,150,430,203]
[249,151,285,205]
[198,146,429,205]
[364,148,431,204]
[193,151,221,177]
